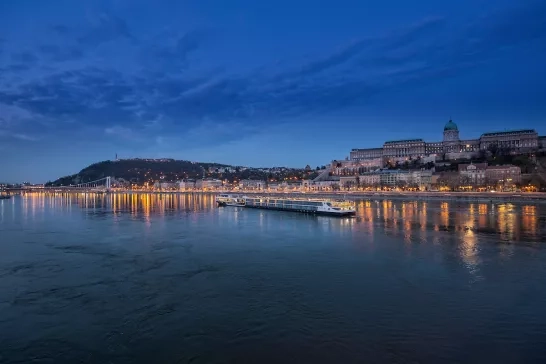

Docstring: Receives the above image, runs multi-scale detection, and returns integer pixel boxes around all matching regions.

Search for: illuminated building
[458,163,487,185]
[485,165,522,184]
[349,120,542,166]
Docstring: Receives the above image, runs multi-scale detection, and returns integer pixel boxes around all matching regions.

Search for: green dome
[444,120,458,131]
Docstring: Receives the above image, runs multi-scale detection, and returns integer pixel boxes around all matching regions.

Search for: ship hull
[243,204,355,217]
[217,201,245,207]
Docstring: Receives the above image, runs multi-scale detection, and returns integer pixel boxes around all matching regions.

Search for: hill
[46,159,318,186]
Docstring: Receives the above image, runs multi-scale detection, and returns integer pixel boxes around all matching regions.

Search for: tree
[396,180,407,190]
[409,182,420,190]
[477,149,487,162]
[424,161,435,170]
[487,143,499,160]
[459,175,472,187]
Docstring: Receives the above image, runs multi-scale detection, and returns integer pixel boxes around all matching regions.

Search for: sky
[1,0,545,182]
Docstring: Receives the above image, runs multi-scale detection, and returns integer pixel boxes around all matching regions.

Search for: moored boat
[217,194,356,216]
[244,196,355,216]
[216,194,245,207]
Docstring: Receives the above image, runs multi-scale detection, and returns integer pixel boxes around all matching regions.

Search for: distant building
[458,163,488,185]
[177,179,195,190]
[539,136,546,151]
[485,165,522,185]
[358,173,380,186]
[154,181,177,190]
[301,180,339,191]
[350,148,383,161]
[339,176,359,187]
[345,170,433,190]
[349,120,543,166]
[433,171,460,188]
[331,159,382,176]
[266,182,282,190]
[195,179,223,190]
[240,179,265,190]
[410,170,433,189]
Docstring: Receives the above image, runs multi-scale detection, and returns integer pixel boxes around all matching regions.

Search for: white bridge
[69,176,113,191]
[10,176,117,192]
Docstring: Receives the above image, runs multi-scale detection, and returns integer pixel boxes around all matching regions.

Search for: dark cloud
[266,0,546,115]
[1,0,545,140]
[49,12,135,48]
[141,29,211,72]
[467,0,546,47]
[0,68,131,120]
[77,13,136,47]
[1,64,32,72]
[379,16,445,51]
[274,16,444,82]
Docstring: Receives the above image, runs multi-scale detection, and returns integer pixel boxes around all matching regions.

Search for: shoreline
[225,191,546,204]
[20,190,546,204]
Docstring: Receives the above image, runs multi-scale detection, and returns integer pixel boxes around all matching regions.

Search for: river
[1,193,546,363]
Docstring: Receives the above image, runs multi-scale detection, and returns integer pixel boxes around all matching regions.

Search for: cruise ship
[216,194,356,216]
[216,194,245,206]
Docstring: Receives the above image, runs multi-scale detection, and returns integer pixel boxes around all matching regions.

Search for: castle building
[350,120,541,165]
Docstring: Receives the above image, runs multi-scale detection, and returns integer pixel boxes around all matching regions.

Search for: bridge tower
[106,176,111,190]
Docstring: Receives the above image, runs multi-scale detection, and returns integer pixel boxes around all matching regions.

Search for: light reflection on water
[5,192,546,243]
[2,193,546,363]
[6,192,546,267]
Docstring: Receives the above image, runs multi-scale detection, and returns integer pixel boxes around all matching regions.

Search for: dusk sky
[1,0,545,182]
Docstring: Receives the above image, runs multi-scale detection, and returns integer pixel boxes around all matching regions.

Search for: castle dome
[444,120,458,131]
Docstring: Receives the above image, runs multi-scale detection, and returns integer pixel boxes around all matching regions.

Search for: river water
[1,193,546,363]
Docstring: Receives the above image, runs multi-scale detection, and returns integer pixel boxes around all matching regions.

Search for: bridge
[6,176,114,193]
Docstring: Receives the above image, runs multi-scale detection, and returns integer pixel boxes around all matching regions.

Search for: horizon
[1,0,546,183]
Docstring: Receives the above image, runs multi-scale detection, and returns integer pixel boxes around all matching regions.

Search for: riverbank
[18,190,546,204]
[236,191,546,204]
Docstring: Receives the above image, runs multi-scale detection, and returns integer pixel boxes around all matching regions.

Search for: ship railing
[246,196,353,204]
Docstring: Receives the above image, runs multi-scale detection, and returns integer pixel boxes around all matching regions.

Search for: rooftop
[444,120,458,131]
[384,139,424,145]
[481,129,536,137]
[458,163,488,171]
[486,165,520,170]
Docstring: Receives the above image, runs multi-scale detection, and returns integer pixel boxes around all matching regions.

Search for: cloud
[140,28,212,72]
[104,125,140,141]
[0,0,545,145]
[78,13,136,47]
[0,103,38,127]
[0,130,39,141]
[257,0,546,115]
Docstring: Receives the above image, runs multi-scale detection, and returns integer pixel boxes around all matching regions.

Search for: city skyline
[1,0,546,182]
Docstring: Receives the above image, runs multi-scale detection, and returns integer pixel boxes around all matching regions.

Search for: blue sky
[1,0,545,182]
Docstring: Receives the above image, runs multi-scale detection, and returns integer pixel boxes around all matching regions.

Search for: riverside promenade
[233,191,546,204]
[15,189,546,204]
